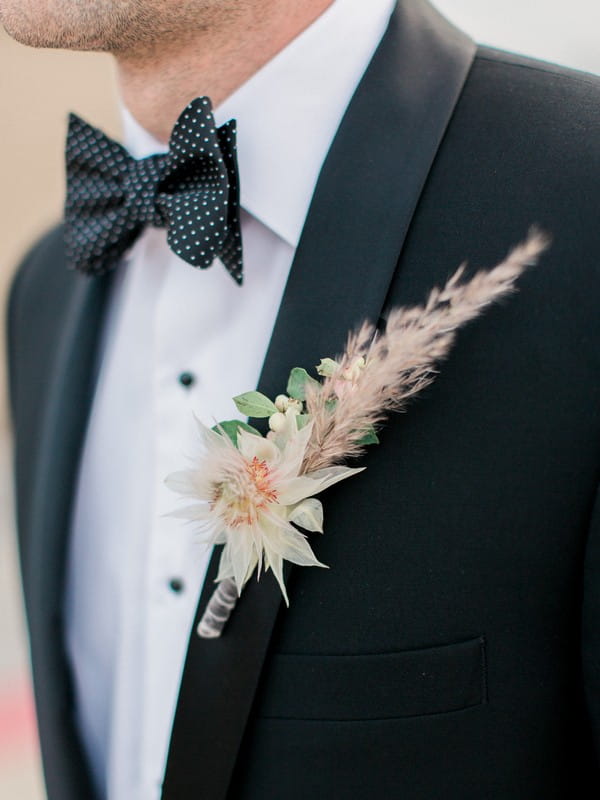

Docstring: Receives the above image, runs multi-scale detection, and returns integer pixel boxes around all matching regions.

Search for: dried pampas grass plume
[302,229,549,472]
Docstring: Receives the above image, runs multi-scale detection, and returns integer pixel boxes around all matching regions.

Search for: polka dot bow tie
[64,96,243,284]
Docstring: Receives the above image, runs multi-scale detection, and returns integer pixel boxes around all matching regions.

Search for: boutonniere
[166,231,548,638]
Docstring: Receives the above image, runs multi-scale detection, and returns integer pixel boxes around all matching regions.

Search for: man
[3,0,600,797]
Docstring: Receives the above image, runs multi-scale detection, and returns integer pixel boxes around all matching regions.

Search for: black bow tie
[64,96,244,284]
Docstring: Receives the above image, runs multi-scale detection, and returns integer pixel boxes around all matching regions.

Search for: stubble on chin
[0,0,143,51]
[0,0,249,53]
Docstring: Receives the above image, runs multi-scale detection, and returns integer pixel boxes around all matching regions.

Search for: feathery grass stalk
[301,230,549,472]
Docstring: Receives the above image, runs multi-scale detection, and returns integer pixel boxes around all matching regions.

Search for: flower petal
[278,530,326,569]
[306,464,365,487]
[237,427,279,463]
[263,549,289,606]
[260,514,326,569]
[288,498,323,533]
[195,415,230,451]
[164,470,199,497]
[220,531,257,596]
[166,503,211,521]
[215,550,234,583]
[277,465,362,505]
[276,475,321,505]
[277,420,314,479]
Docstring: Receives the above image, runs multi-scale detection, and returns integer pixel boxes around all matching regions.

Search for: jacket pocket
[257,636,487,721]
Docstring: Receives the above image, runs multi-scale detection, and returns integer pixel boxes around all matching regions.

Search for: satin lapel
[162,2,475,798]
[23,256,110,800]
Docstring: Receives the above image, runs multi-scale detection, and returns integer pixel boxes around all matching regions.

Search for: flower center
[211,456,278,528]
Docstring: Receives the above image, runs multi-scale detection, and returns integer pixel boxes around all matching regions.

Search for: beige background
[0,36,120,270]
[1,1,599,797]
[0,27,122,800]
[0,33,121,425]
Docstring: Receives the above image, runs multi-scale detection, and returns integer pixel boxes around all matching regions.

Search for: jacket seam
[476,52,600,88]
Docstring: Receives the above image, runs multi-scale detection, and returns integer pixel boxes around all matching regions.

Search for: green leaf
[315,358,339,377]
[286,367,320,401]
[213,420,262,447]
[233,391,278,418]
[357,427,379,446]
[295,414,311,431]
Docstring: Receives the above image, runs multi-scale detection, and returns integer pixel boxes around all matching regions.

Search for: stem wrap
[196,577,239,638]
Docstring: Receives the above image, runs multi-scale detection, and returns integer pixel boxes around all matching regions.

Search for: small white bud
[274,394,289,412]
[286,398,303,414]
[268,412,287,433]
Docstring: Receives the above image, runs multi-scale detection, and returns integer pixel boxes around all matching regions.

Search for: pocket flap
[258,636,487,721]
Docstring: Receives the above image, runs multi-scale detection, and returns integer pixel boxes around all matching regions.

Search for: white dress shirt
[63,0,396,797]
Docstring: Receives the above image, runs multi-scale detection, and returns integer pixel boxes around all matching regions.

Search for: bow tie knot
[64,96,244,283]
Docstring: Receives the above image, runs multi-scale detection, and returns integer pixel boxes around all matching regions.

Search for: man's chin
[1,17,107,52]
[0,0,115,52]
[1,14,63,49]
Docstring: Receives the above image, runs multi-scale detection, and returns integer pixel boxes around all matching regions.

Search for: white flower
[166,418,362,604]
[274,394,290,412]
[268,411,287,432]
[267,405,305,450]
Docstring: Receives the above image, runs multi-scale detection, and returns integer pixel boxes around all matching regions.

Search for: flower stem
[196,577,239,638]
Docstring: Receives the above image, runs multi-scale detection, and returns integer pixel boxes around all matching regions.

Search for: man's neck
[116,0,334,143]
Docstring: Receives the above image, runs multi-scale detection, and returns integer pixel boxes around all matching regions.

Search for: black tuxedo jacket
[7,1,600,798]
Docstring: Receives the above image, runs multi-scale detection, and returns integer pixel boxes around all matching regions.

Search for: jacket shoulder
[437,44,600,254]
[468,45,600,143]
[476,45,600,88]
[398,41,600,366]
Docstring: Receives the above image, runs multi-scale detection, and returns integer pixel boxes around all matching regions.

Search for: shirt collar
[122,0,396,248]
